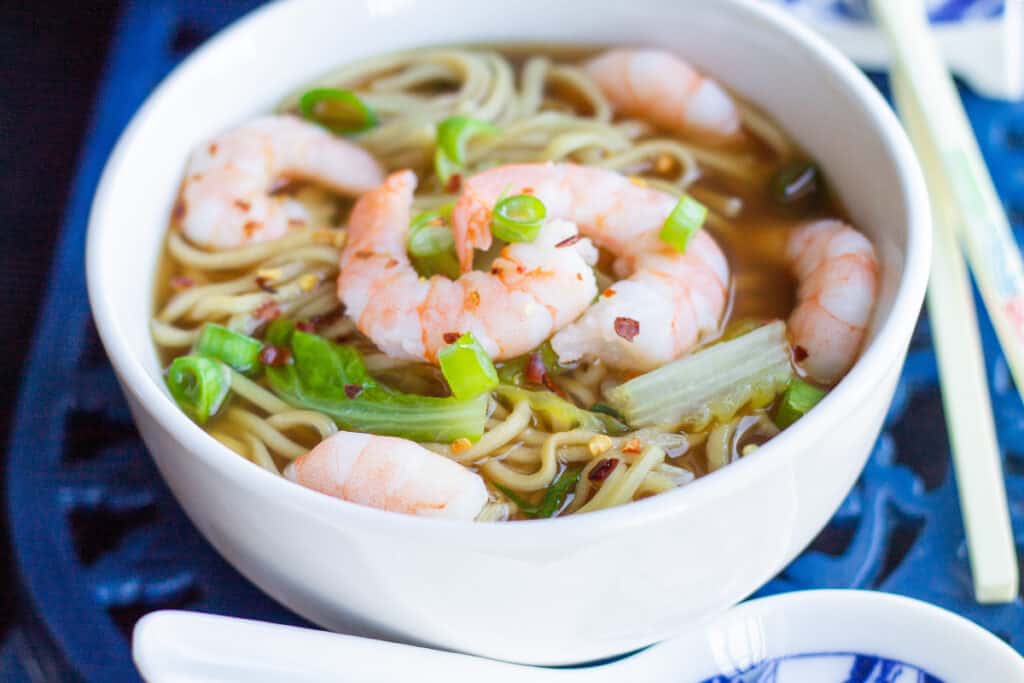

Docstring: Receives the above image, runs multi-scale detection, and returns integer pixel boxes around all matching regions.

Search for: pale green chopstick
[872,0,1019,603]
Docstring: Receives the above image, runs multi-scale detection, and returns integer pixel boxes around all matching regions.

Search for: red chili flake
[344,384,363,399]
[208,142,219,155]
[490,266,503,276]
[169,275,194,291]
[555,234,582,248]
[576,273,583,281]
[295,321,315,333]
[589,458,619,482]
[258,345,292,366]
[542,373,569,399]
[254,300,281,322]
[243,220,261,238]
[234,199,251,211]
[622,438,642,454]
[385,258,398,269]
[516,264,526,274]
[355,250,374,259]
[172,199,186,221]
[603,288,617,298]
[793,345,808,362]
[443,332,461,344]
[524,352,546,385]
[613,317,640,342]
[255,277,277,294]
[445,174,462,193]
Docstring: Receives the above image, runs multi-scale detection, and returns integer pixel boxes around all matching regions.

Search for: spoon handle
[133,610,569,682]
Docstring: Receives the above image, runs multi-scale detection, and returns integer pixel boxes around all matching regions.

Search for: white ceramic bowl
[86,0,930,666]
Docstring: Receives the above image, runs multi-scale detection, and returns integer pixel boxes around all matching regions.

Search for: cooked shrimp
[179,115,384,249]
[337,170,598,362]
[285,431,488,519]
[452,163,730,371]
[584,48,741,140]
[786,219,879,385]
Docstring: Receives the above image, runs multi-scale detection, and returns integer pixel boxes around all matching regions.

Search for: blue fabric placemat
[4,1,1022,680]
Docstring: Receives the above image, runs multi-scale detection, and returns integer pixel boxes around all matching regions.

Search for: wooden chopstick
[874,0,1020,603]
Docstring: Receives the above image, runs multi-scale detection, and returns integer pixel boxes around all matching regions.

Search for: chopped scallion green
[434,116,500,185]
[774,378,827,429]
[408,206,460,279]
[438,332,499,399]
[166,355,231,425]
[492,194,546,243]
[298,88,378,135]
[659,194,707,253]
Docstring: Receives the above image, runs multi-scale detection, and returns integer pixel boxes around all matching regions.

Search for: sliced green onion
[495,385,628,435]
[535,465,583,517]
[438,332,499,399]
[607,321,792,430]
[299,88,378,135]
[433,116,500,185]
[195,323,263,374]
[408,207,460,279]
[166,355,231,425]
[495,465,583,518]
[492,195,546,243]
[774,378,827,429]
[589,403,626,423]
[659,194,707,253]
[768,160,824,212]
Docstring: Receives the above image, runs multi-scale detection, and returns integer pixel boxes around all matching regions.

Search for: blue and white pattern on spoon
[700,652,944,683]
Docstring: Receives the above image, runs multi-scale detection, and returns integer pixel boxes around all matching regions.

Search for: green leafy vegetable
[438,332,499,399]
[264,330,487,442]
[774,378,827,429]
[298,88,378,135]
[166,355,231,425]
[607,321,793,430]
[492,194,546,243]
[195,323,263,374]
[265,318,297,348]
[659,194,707,253]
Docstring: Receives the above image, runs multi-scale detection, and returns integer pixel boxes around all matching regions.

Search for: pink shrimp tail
[452,186,494,272]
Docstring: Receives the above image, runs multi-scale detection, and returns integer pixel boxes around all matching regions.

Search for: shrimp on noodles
[179,115,384,249]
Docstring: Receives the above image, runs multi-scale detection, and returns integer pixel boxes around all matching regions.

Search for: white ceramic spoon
[132,591,1024,682]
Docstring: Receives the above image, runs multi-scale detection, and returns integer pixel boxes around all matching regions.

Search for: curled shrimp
[452,163,730,371]
[337,170,599,362]
[584,48,741,140]
[179,115,384,249]
[285,431,488,519]
[787,219,879,385]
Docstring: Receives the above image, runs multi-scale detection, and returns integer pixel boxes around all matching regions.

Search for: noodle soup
[152,45,877,521]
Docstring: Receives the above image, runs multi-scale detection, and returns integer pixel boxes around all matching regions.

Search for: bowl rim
[85,0,931,542]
